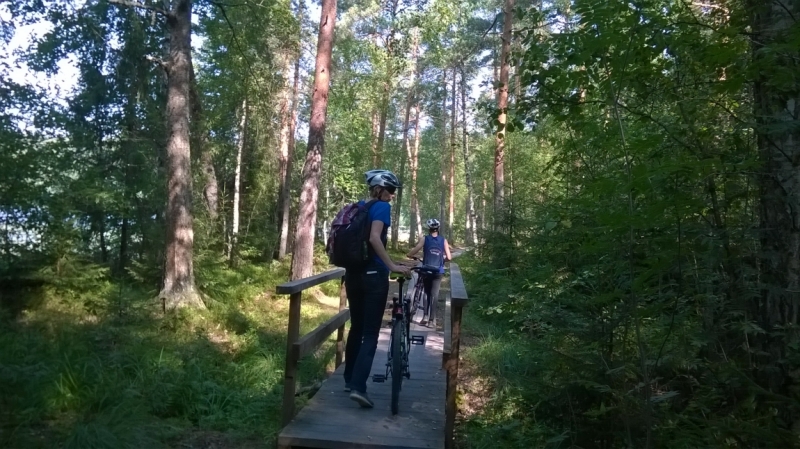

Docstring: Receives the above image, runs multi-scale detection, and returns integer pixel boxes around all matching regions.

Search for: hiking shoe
[349,391,374,408]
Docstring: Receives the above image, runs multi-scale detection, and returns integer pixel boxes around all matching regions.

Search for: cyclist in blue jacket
[406,218,452,327]
[345,169,410,409]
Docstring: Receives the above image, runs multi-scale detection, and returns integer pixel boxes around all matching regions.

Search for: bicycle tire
[411,281,424,317]
[391,319,404,414]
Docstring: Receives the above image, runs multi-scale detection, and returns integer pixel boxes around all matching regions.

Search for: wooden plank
[290,401,443,426]
[443,297,452,366]
[276,267,346,295]
[281,291,302,426]
[336,277,347,367]
[448,263,468,308]
[293,308,351,360]
[444,306,462,449]
[279,326,446,449]
[279,422,442,449]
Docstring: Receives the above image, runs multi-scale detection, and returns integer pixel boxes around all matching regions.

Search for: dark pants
[343,262,389,394]
[423,274,442,323]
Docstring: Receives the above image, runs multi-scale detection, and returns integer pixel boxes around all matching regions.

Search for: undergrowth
[0,252,342,448]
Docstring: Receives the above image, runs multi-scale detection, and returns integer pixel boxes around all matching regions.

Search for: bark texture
[460,66,477,246]
[750,0,800,399]
[159,0,203,309]
[229,98,247,267]
[391,94,412,250]
[410,104,422,243]
[494,0,514,229]
[290,0,337,280]
[277,44,300,259]
[449,70,457,244]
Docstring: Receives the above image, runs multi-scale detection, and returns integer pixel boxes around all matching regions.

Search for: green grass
[453,253,556,449]
[0,255,343,448]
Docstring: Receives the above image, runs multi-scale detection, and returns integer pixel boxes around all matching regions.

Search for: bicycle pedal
[372,374,386,383]
[411,335,425,345]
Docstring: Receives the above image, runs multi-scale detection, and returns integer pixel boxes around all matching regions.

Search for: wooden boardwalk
[277,321,447,449]
[275,261,468,449]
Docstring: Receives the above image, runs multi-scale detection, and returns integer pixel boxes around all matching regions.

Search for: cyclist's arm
[444,239,452,261]
[369,220,404,273]
[406,238,424,258]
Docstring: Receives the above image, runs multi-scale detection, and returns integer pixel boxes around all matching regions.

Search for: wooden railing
[443,263,469,449]
[276,267,348,425]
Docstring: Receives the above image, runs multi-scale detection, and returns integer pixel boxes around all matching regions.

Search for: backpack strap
[364,198,379,211]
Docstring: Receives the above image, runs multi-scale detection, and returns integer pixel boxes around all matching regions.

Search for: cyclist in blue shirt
[345,169,410,409]
[406,218,451,327]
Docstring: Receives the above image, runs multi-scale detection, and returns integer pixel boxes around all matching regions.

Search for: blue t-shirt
[358,199,391,268]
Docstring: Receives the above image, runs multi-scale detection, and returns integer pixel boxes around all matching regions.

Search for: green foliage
[0,257,342,448]
[457,0,800,447]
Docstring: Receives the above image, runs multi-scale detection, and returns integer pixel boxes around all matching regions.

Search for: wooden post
[282,291,302,425]
[336,276,347,367]
[445,304,462,449]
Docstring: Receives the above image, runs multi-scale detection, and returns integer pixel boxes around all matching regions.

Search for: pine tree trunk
[99,214,108,263]
[229,98,247,267]
[479,179,487,242]
[119,216,128,273]
[493,49,499,103]
[371,109,380,166]
[449,70,456,245]
[439,70,447,232]
[200,150,218,221]
[277,56,294,259]
[460,66,477,246]
[189,61,218,223]
[392,94,412,250]
[376,94,389,167]
[290,0,336,281]
[410,103,422,243]
[494,0,514,230]
[750,0,800,397]
[277,0,304,260]
[159,0,202,310]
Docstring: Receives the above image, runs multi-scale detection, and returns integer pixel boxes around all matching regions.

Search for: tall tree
[290,0,337,280]
[439,69,448,233]
[409,103,423,243]
[111,0,203,309]
[448,68,456,244]
[277,0,304,260]
[494,0,514,228]
[460,65,476,246]
[750,0,800,396]
[229,98,247,267]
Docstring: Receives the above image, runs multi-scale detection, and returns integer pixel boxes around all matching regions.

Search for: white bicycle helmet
[426,218,440,229]
[364,169,402,189]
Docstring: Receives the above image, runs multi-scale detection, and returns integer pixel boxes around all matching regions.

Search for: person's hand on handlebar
[390,263,411,277]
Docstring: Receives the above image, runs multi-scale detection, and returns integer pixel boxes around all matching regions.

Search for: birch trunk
[229,98,247,267]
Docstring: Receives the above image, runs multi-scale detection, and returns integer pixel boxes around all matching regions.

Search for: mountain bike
[372,267,428,414]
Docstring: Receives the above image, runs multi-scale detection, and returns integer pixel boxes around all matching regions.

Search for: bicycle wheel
[410,281,424,317]
[391,319,404,414]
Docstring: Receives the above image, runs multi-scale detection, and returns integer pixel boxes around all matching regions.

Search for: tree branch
[108,0,169,16]
[145,54,169,71]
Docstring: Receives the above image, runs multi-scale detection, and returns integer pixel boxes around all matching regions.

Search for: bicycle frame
[386,277,412,381]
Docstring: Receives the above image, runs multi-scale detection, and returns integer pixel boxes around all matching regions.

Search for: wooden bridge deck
[277,321,446,449]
